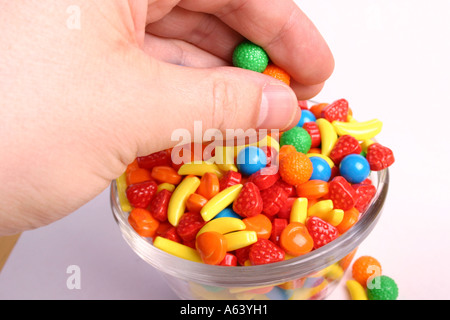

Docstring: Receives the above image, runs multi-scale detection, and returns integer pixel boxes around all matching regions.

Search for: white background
[1,0,449,300]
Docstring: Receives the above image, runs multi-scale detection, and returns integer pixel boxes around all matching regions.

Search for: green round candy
[367,275,399,300]
[280,127,312,154]
[232,41,269,72]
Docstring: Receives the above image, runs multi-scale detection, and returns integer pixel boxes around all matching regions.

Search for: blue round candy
[339,154,371,184]
[309,156,332,181]
[297,110,316,127]
[236,146,267,176]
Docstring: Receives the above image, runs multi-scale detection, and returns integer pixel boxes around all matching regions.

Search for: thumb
[113,53,300,159]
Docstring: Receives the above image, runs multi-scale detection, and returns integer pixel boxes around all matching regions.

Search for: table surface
[1,0,450,300]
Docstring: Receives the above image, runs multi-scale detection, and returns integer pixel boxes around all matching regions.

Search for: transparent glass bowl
[110,169,389,300]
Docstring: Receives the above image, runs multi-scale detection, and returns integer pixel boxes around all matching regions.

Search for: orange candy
[296,180,329,199]
[196,172,220,200]
[151,166,182,185]
[243,214,273,240]
[279,222,314,256]
[186,193,208,213]
[278,145,297,162]
[352,256,382,287]
[126,168,152,185]
[279,152,313,186]
[128,208,160,238]
[337,207,360,234]
[309,103,329,119]
[263,63,291,85]
[196,231,227,265]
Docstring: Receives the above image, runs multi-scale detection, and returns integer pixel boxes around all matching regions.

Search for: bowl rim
[110,168,389,287]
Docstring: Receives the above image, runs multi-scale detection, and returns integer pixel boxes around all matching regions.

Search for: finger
[143,33,228,67]
[178,0,335,86]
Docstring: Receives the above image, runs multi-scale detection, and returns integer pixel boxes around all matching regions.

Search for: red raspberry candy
[366,143,395,171]
[329,135,362,166]
[248,166,280,190]
[270,218,288,245]
[328,176,356,210]
[274,179,296,197]
[260,184,289,216]
[249,239,285,265]
[302,122,321,148]
[233,182,263,218]
[137,150,172,170]
[219,170,242,191]
[176,212,206,242]
[306,216,339,249]
[148,189,172,222]
[352,183,377,213]
[321,98,349,122]
[126,180,157,208]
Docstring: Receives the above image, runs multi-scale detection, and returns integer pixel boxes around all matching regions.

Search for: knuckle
[210,73,239,131]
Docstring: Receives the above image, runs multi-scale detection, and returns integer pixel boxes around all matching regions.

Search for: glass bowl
[110,168,389,300]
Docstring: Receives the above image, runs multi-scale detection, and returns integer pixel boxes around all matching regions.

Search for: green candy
[232,41,269,72]
[280,127,312,154]
[367,275,399,300]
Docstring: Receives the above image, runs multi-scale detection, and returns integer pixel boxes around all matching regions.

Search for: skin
[0,0,334,235]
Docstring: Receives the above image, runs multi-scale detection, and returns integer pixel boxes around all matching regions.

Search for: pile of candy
[116,41,395,268]
[347,256,399,300]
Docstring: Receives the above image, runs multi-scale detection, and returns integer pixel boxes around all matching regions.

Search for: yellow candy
[307,199,334,217]
[196,217,246,237]
[216,163,239,173]
[361,139,375,152]
[223,230,258,251]
[289,279,328,300]
[332,119,382,141]
[116,173,132,212]
[306,153,335,168]
[290,197,308,224]
[327,209,344,226]
[316,118,338,157]
[167,176,201,226]
[156,182,175,193]
[153,236,202,263]
[177,161,223,179]
[346,280,368,300]
[200,184,243,221]
[317,263,344,280]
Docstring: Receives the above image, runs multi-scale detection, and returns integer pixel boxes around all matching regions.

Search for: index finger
[178,0,335,86]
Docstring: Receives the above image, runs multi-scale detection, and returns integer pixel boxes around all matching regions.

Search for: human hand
[0,0,333,235]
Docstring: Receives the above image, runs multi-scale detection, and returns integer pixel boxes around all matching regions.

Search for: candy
[352,183,376,213]
[247,166,279,190]
[306,216,339,249]
[185,193,208,213]
[153,236,202,263]
[332,118,383,141]
[156,182,176,193]
[352,255,382,287]
[232,41,269,72]
[117,172,132,212]
[321,98,349,122]
[196,217,246,237]
[176,212,206,242]
[219,170,242,191]
[280,222,314,256]
[177,161,223,179]
[263,63,290,85]
[296,180,329,199]
[302,121,321,148]
[232,182,263,218]
[260,183,289,216]
[297,109,317,127]
[328,176,356,211]
[337,208,360,234]
[126,168,152,185]
[346,280,368,300]
[279,151,313,186]
[316,118,338,157]
[137,150,172,170]
[242,214,272,240]
[214,207,241,219]
[148,189,172,222]
[200,184,243,221]
[309,156,332,182]
[279,127,312,154]
[126,180,158,209]
[329,135,362,166]
[290,197,308,224]
[128,208,160,238]
[168,176,201,226]
[365,143,395,171]
[196,232,228,265]
[248,239,285,265]
[236,146,267,176]
[367,275,398,300]
[151,166,182,185]
[339,154,370,184]
[223,230,258,251]
[196,172,220,200]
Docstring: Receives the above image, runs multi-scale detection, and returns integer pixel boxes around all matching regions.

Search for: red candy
[219,170,242,191]
[148,189,172,222]
[232,182,263,218]
[302,121,321,148]
[330,135,362,166]
[176,212,206,242]
[352,183,377,213]
[321,98,349,122]
[328,176,356,210]
[366,143,395,171]
[260,183,289,216]
[248,239,285,265]
[247,166,279,190]
[126,180,157,208]
[137,150,172,170]
[306,216,339,249]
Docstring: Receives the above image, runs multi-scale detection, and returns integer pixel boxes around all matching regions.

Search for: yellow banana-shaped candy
[200,184,243,221]
[332,119,382,141]
[223,230,258,251]
[116,173,132,212]
[316,118,338,157]
[153,236,202,263]
[168,176,201,226]
[196,217,246,237]
[307,153,335,168]
[177,162,223,178]
[346,280,368,300]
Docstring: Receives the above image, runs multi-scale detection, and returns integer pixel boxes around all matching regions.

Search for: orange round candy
[279,152,313,186]
[296,180,329,199]
[128,208,160,238]
[243,214,272,240]
[280,222,314,256]
[352,256,382,287]
[196,172,220,200]
[263,64,291,85]
[278,145,297,162]
[196,232,227,265]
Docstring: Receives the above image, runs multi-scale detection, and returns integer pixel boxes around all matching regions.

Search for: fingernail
[257,84,299,130]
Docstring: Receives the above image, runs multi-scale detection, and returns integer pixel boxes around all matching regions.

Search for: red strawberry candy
[366,143,395,171]
[306,216,339,249]
[148,189,172,222]
[321,98,349,122]
[235,246,251,266]
[352,183,377,213]
[233,182,263,218]
[219,170,242,191]
[248,166,280,190]
[176,212,206,242]
[329,135,362,165]
[260,184,289,217]
[137,150,172,170]
[328,176,356,210]
[126,180,158,208]
[248,239,285,265]
[303,122,321,148]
